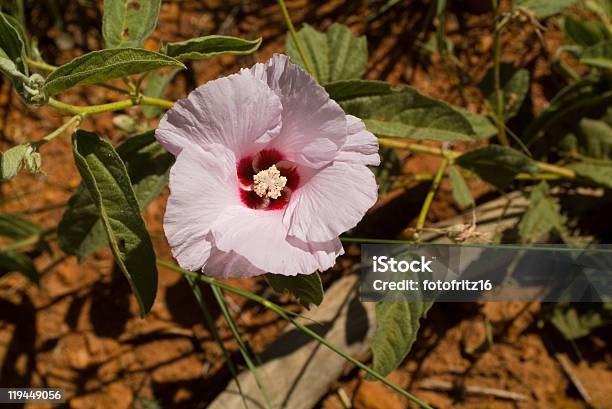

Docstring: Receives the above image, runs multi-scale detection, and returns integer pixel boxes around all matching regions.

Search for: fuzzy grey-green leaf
[286,23,367,83]
[59,130,173,261]
[103,0,161,48]
[326,80,476,141]
[449,166,473,208]
[71,130,158,316]
[518,182,567,243]
[581,40,612,70]
[265,272,324,309]
[569,161,612,188]
[0,12,27,74]
[43,48,184,96]
[370,300,432,377]
[142,69,178,118]
[456,145,540,189]
[479,63,530,120]
[163,36,262,61]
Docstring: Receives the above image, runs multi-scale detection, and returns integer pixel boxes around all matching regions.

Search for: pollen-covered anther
[253,164,287,199]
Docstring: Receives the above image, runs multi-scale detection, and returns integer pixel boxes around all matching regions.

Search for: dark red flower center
[237,149,299,210]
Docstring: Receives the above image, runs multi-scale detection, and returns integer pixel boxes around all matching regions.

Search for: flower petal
[210,205,343,276]
[164,144,239,271]
[244,54,347,168]
[283,161,378,242]
[156,73,282,157]
[336,115,380,166]
[202,243,266,278]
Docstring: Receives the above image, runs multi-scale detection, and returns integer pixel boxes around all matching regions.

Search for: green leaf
[453,107,498,139]
[448,166,473,208]
[70,130,158,316]
[103,0,162,48]
[455,145,540,189]
[0,250,38,283]
[265,272,324,309]
[2,13,30,57]
[59,130,173,260]
[326,24,368,82]
[163,35,262,61]
[1,143,42,181]
[581,40,612,70]
[568,161,612,188]
[286,23,367,83]
[562,16,611,48]
[523,75,608,143]
[575,118,612,160]
[0,214,43,240]
[518,182,566,243]
[0,12,27,75]
[514,0,577,18]
[370,300,432,377]
[142,69,178,118]
[478,63,530,119]
[326,80,477,141]
[43,48,184,96]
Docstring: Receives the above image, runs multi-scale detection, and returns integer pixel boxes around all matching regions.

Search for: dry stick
[419,379,529,402]
[554,353,593,406]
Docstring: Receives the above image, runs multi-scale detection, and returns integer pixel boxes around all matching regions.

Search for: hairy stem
[416,157,448,232]
[47,95,174,115]
[33,115,83,148]
[377,138,577,180]
[184,276,249,409]
[157,260,433,409]
[211,286,273,409]
[26,58,57,72]
[492,5,510,146]
[276,0,317,80]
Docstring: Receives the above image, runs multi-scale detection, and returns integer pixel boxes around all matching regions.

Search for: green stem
[184,276,249,409]
[2,227,55,252]
[416,157,448,231]
[211,286,273,409]
[157,260,433,409]
[32,115,82,148]
[26,58,57,72]
[377,138,577,180]
[47,95,174,115]
[276,0,317,80]
[492,8,510,147]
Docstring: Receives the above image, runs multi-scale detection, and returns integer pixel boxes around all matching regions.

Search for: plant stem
[33,115,82,148]
[276,0,317,80]
[211,286,273,409]
[416,157,448,232]
[377,138,577,180]
[26,58,57,72]
[492,4,510,147]
[157,260,433,409]
[47,95,175,115]
[184,276,249,409]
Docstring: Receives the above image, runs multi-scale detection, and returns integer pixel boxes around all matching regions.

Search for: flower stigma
[253,164,287,199]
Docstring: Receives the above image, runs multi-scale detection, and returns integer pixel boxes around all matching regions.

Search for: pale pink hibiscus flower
[155,54,379,277]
